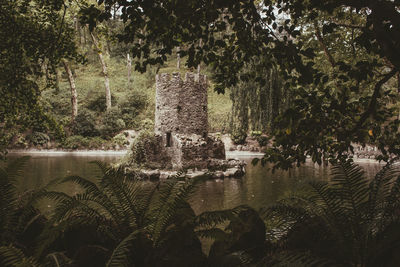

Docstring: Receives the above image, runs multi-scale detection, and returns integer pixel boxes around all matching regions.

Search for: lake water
[7,152,384,214]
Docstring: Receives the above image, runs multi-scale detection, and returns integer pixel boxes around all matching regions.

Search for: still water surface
[8,152,384,214]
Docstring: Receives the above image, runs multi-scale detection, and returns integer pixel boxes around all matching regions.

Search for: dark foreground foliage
[1,157,400,266]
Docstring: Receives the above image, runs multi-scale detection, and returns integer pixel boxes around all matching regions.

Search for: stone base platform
[123,159,246,180]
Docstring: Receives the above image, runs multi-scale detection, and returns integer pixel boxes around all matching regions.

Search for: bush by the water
[62,135,106,149]
[27,132,50,146]
[100,107,126,138]
[130,130,159,166]
[72,109,99,137]
[112,132,130,147]
[251,131,269,147]
[85,91,117,113]
[119,90,148,128]
[140,118,154,131]
[231,127,247,145]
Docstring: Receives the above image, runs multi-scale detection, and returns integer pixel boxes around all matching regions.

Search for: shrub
[86,91,117,113]
[251,131,269,146]
[140,118,154,131]
[24,109,51,132]
[130,131,157,166]
[100,107,126,138]
[129,130,169,168]
[62,136,108,150]
[231,128,247,145]
[72,109,99,137]
[87,137,107,149]
[250,130,262,137]
[119,91,148,128]
[256,135,269,147]
[112,133,130,148]
[14,134,28,148]
[27,132,50,146]
[62,135,89,149]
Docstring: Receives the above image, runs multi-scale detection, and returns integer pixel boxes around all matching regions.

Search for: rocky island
[122,72,246,179]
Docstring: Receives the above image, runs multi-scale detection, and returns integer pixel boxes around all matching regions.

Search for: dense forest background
[2,0,400,169]
[1,0,292,153]
[2,0,400,266]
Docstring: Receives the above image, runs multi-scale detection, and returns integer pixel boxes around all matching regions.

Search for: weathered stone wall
[155,72,208,137]
[167,134,225,169]
[151,71,227,170]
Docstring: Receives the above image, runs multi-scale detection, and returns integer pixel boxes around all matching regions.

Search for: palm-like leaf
[38,162,209,266]
[106,229,142,267]
[0,245,42,267]
[0,157,30,240]
[150,176,205,246]
[267,250,343,267]
[263,160,400,266]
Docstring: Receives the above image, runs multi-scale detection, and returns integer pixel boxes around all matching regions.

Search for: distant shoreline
[6,149,384,164]
[6,149,266,158]
[7,149,129,156]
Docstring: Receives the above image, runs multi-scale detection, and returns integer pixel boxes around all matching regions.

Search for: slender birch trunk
[197,39,202,74]
[62,59,78,121]
[176,46,181,69]
[55,68,61,94]
[127,53,132,87]
[81,26,86,46]
[90,32,111,111]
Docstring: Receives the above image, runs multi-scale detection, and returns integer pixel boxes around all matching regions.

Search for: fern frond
[44,251,73,267]
[60,175,122,221]
[99,168,141,225]
[3,156,30,183]
[135,182,159,226]
[331,161,369,214]
[0,157,30,214]
[151,177,204,246]
[106,229,142,267]
[272,250,342,267]
[90,160,110,179]
[196,209,236,228]
[195,205,251,229]
[366,164,397,230]
[42,191,108,225]
[262,203,309,223]
[195,228,228,240]
[382,174,400,224]
[0,245,42,267]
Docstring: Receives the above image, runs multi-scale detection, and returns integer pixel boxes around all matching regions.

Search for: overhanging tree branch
[314,22,335,68]
[334,23,364,29]
[353,68,398,131]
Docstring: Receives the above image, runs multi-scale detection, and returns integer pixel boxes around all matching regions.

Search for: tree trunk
[197,40,202,74]
[177,46,181,69]
[81,26,86,46]
[127,53,132,88]
[314,22,335,67]
[73,17,79,34]
[62,60,78,121]
[55,68,61,94]
[397,72,400,94]
[90,32,112,111]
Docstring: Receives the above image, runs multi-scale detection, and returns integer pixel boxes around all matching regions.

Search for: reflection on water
[6,153,385,214]
[7,154,121,195]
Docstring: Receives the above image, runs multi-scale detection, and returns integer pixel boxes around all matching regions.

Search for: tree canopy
[1,0,400,166]
[0,0,80,157]
[80,0,400,167]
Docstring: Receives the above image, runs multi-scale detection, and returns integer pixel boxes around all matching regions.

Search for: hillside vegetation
[15,53,232,150]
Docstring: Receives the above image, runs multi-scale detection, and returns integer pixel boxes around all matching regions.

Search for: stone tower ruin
[155,72,208,137]
[153,72,225,169]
